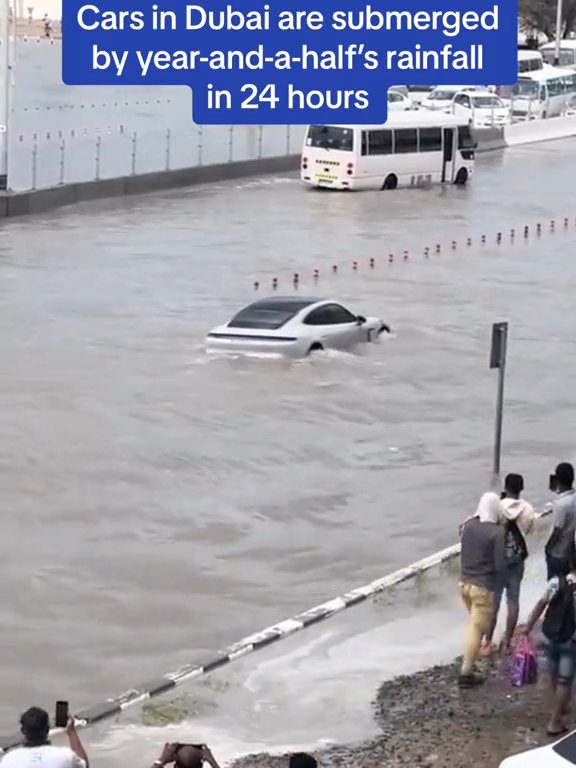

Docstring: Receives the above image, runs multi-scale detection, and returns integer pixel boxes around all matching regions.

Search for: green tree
[520,0,576,39]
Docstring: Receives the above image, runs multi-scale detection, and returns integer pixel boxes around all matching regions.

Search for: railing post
[257,125,263,159]
[197,125,203,166]
[59,138,65,185]
[131,131,137,175]
[228,125,234,163]
[165,128,171,171]
[31,136,37,190]
[95,133,101,180]
[285,125,290,155]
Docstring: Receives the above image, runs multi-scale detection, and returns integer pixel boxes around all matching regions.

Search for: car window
[454,94,467,105]
[388,92,402,102]
[229,300,314,329]
[303,304,358,325]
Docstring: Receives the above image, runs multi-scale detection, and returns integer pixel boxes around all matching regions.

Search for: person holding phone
[1,707,88,768]
[546,463,576,580]
[151,743,222,768]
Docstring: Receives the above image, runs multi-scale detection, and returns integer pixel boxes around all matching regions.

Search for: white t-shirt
[0,745,86,768]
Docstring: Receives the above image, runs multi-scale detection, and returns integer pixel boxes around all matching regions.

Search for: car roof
[245,296,322,308]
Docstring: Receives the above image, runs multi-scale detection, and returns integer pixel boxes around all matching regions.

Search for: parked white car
[499,729,576,768]
[451,90,511,127]
[388,90,413,111]
[420,85,478,112]
[205,297,391,357]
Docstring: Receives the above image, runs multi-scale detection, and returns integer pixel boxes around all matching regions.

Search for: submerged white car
[388,90,413,112]
[451,90,511,127]
[205,296,391,357]
[420,85,479,112]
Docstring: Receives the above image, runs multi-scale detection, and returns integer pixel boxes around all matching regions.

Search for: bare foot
[547,720,568,737]
[480,640,493,658]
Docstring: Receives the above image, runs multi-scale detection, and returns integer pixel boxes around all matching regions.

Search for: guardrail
[0,543,461,754]
[8,124,305,192]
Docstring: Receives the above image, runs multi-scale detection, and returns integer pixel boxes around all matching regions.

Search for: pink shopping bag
[509,635,538,687]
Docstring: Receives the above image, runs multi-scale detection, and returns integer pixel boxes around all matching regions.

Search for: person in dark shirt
[458,492,506,687]
[151,744,221,768]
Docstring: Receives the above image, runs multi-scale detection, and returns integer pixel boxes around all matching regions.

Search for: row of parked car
[388,85,511,127]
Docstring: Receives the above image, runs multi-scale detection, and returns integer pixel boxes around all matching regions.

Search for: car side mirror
[357,315,367,325]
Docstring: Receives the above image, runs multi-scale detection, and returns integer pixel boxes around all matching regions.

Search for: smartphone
[55,701,69,729]
[549,474,557,492]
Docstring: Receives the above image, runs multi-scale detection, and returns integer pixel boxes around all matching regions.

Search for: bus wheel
[455,168,468,186]
[382,174,398,191]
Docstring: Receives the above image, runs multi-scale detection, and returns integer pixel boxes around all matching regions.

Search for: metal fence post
[165,128,171,171]
[31,136,37,190]
[95,134,101,181]
[198,125,203,166]
[228,125,234,163]
[131,131,137,175]
[285,125,291,155]
[59,139,65,185]
[257,125,263,159]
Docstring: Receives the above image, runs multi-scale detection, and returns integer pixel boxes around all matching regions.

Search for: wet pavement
[1,137,576,761]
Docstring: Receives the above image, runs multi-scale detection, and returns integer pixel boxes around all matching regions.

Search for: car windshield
[228,301,311,329]
[306,125,353,151]
[430,90,457,101]
[553,731,576,763]
[513,80,539,97]
[471,95,504,108]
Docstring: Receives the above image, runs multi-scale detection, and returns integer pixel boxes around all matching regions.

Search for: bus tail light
[347,162,354,176]
[302,156,308,170]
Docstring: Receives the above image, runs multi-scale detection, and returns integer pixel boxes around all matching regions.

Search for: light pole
[0,0,10,191]
[490,322,509,480]
[555,0,564,65]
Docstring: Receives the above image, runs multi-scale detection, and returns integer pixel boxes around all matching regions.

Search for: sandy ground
[232,640,564,768]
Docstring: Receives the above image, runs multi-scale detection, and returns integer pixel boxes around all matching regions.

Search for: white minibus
[300,112,476,191]
[540,39,576,69]
[505,67,576,119]
[518,49,544,72]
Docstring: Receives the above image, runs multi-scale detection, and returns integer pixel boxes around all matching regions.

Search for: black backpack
[542,576,576,644]
[505,520,528,565]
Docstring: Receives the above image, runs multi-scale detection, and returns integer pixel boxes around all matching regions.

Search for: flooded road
[1,138,576,758]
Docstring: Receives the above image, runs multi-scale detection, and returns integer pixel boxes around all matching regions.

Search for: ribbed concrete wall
[2,121,574,220]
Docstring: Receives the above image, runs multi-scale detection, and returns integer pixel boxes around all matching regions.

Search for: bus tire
[382,174,398,191]
[307,342,324,355]
[455,168,468,186]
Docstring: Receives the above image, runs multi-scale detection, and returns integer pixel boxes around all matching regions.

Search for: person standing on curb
[458,491,506,688]
[480,473,538,656]
[545,462,576,580]
[522,565,576,736]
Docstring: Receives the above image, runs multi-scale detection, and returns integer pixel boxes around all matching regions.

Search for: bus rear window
[306,126,354,151]
[542,49,576,67]
[458,125,475,150]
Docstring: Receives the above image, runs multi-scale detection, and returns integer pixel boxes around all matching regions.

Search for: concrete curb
[0,543,460,754]
[0,155,301,219]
